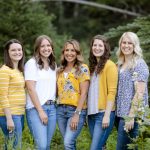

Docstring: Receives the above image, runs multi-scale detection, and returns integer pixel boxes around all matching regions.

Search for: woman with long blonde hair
[116,32,149,150]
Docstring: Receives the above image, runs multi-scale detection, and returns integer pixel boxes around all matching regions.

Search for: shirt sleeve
[0,68,10,108]
[24,58,38,81]
[78,64,90,83]
[133,59,149,82]
[106,62,118,101]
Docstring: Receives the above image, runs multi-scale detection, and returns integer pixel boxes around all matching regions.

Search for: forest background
[0,0,150,149]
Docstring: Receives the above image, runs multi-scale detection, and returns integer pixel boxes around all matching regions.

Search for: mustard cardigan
[97,60,118,110]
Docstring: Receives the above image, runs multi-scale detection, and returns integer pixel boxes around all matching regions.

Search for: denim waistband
[58,104,77,109]
[44,100,55,105]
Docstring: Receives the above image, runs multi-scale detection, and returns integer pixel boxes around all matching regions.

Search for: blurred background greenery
[0,0,149,149]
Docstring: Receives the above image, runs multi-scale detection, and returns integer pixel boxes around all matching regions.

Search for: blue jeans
[0,115,24,149]
[26,104,56,150]
[57,105,87,150]
[88,111,115,150]
[116,117,138,150]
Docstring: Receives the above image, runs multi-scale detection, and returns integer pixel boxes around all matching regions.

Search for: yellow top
[57,64,90,108]
[0,65,25,116]
[97,60,118,110]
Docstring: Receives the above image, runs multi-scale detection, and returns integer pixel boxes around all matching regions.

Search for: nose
[67,50,72,55]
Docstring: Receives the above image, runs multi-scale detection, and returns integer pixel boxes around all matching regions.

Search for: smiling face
[8,43,23,64]
[39,38,53,59]
[64,43,77,65]
[92,39,105,59]
[121,36,134,57]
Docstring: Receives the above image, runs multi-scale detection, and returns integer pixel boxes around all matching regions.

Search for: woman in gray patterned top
[116,32,149,150]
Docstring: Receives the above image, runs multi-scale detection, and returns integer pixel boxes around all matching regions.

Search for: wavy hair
[34,35,56,70]
[4,39,25,72]
[116,32,143,69]
[89,35,111,74]
[58,39,84,74]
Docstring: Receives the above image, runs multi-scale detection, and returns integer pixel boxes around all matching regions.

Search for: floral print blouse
[57,64,90,107]
[116,59,149,117]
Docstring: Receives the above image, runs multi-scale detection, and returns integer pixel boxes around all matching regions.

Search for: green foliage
[0,0,68,63]
[0,122,117,150]
[126,107,150,150]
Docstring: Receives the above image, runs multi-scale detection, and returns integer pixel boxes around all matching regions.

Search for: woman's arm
[102,62,118,128]
[102,101,114,128]
[70,80,89,130]
[125,81,146,132]
[0,68,14,131]
[26,80,48,124]
[3,108,14,131]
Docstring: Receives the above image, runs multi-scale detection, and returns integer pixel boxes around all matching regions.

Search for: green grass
[0,121,117,150]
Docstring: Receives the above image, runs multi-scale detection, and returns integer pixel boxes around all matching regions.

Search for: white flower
[132,72,138,81]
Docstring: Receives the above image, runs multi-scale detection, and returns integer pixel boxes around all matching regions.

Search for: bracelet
[74,109,81,115]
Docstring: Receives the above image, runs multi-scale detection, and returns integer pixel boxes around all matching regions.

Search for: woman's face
[39,39,52,59]
[92,39,105,58]
[64,43,77,64]
[8,43,23,63]
[121,36,134,57]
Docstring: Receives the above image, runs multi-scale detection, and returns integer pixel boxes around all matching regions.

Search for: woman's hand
[70,114,80,130]
[102,115,110,129]
[38,109,48,125]
[7,118,15,132]
[124,118,134,132]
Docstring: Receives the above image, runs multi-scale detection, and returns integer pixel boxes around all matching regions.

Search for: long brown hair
[34,35,56,70]
[89,35,111,74]
[4,39,25,72]
[58,39,83,74]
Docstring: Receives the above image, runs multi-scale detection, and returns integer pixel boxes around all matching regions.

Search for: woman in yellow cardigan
[88,35,118,150]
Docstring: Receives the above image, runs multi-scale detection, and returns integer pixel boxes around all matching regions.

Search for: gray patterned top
[116,59,149,117]
[88,72,99,115]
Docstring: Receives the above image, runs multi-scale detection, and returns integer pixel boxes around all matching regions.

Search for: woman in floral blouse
[57,39,90,150]
[116,32,149,150]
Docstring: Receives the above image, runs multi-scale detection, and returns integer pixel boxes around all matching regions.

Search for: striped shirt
[0,65,25,116]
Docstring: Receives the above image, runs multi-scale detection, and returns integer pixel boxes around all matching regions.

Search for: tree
[0,0,68,62]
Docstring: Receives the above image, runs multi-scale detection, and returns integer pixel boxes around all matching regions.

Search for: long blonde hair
[116,32,143,69]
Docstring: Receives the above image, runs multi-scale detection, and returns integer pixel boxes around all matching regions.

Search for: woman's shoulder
[80,63,89,72]
[0,65,12,74]
[135,58,149,70]
[25,57,37,67]
[80,63,89,68]
[105,59,117,68]
[26,57,36,64]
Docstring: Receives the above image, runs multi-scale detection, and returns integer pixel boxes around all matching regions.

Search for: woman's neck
[41,57,49,69]
[124,54,133,64]
[96,57,100,63]
[12,62,19,69]
[65,62,74,72]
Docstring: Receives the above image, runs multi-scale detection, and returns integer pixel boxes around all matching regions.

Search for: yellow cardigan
[97,60,118,110]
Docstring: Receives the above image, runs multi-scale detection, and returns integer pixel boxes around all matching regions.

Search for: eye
[18,48,22,51]
[71,49,76,52]
[65,49,69,52]
[128,42,133,45]
[40,45,45,48]
[122,41,126,44]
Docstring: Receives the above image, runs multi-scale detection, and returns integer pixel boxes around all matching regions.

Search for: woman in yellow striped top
[0,39,25,149]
